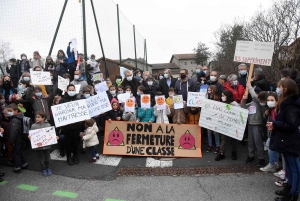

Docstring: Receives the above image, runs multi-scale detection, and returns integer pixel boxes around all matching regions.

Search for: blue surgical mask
[68,91,76,97]
[137,92,140,96]
[50,76,53,80]
[7,112,14,117]
[84,94,90,99]
[18,85,24,91]
[35,92,42,97]
[276,88,281,96]
[203,70,207,75]
[23,77,30,81]
[196,69,201,74]
[164,74,168,78]
[240,70,247,76]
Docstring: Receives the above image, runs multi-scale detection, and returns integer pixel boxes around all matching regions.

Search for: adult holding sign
[58,84,85,165]
[29,111,58,176]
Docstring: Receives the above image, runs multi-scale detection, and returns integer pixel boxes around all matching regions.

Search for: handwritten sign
[199,99,249,140]
[95,82,108,93]
[141,94,151,109]
[187,92,205,107]
[117,93,130,103]
[234,41,275,66]
[58,75,69,91]
[92,73,103,81]
[31,71,52,85]
[173,95,183,109]
[51,99,90,127]
[86,93,112,117]
[155,96,166,110]
[29,127,57,149]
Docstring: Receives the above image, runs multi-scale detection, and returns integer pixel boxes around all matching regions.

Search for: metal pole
[90,0,109,78]
[117,4,122,66]
[48,0,68,56]
[133,25,138,70]
[143,39,146,71]
[145,39,148,71]
[82,0,87,80]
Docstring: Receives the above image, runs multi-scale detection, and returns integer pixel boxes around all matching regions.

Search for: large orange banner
[103,121,202,157]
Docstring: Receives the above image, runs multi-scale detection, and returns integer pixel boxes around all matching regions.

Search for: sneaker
[214,147,220,154]
[47,168,52,176]
[206,146,212,153]
[21,163,28,169]
[274,170,286,180]
[96,155,100,160]
[257,159,265,167]
[260,163,276,173]
[13,168,21,174]
[215,153,225,161]
[275,179,288,187]
[42,169,47,176]
[244,156,255,164]
[231,151,237,160]
[89,158,97,163]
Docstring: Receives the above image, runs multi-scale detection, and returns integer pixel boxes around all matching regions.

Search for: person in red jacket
[223,74,245,104]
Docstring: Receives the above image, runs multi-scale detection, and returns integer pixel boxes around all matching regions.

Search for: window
[184,62,187,65]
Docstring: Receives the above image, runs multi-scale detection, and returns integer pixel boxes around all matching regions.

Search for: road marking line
[146,157,172,168]
[17,184,38,191]
[53,190,78,198]
[0,181,8,185]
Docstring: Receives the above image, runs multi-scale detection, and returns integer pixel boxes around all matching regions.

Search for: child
[117,85,124,95]
[260,92,280,173]
[106,98,123,122]
[206,85,220,153]
[215,90,240,161]
[154,92,171,123]
[79,119,100,163]
[29,111,58,176]
[122,86,137,122]
[166,87,175,123]
[137,86,155,123]
[107,85,118,102]
[242,82,267,167]
[7,103,28,173]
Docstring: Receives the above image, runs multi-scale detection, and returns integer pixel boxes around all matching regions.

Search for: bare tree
[0,40,13,63]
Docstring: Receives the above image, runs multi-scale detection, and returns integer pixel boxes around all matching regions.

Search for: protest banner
[29,127,57,149]
[94,82,108,93]
[86,93,112,117]
[199,99,249,140]
[155,96,166,110]
[51,99,90,127]
[117,93,130,103]
[141,94,151,108]
[173,95,183,109]
[104,121,201,157]
[92,73,103,81]
[58,75,69,91]
[187,92,205,107]
[30,71,52,85]
[124,98,135,112]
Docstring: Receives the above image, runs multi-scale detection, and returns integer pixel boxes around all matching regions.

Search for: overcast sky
[0,0,273,64]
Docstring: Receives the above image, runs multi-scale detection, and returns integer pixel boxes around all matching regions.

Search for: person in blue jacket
[136,86,155,123]
[67,42,77,81]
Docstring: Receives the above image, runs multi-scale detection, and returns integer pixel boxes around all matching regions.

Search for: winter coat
[174,79,195,101]
[252,78,270,91]
[137,107,155,122]
[224,82,245,104]
[144,83,159,106]
[158,77,177,99]
[186,109,201,125]
[122,110,137,122]
[1,117,11,142]
[18,59,30,73]
[83,123,99,148]
[106,110,123,121]
[71,79,88,99]
[9,64,21,78]
[121,78,140,97]
[67,46,75,64]
[9,112,24,144]
[171,103,189,124]
[154,106,171,123]
[30,121,52,150]
[55,57,68,75]
[237,74,247,88]
[270,95,300,156]
[29,58,44,68]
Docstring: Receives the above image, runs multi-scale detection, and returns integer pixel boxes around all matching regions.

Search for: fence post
[117,4,122,66]
[133,25,138,70]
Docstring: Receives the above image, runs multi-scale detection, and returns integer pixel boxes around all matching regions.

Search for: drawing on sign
[29,127,57,149]
[107,127,124,146]
[178,130,196,150]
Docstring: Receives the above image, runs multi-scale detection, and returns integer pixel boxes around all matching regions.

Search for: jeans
[283,154,300,195]
[90,146,98,158]
[13,143,26,168]
[266,138,279,165]
[207,129,220,147]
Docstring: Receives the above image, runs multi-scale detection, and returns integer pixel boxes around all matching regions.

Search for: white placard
[119,66,132,80]
[124,98,135,112]
[187,92,205,107]
[31,71,52,85]
[141,94,151,109]
[92,73,103,81]
[95,82,108,93]
[234,40,275,66]
[70,38,78,60]
[75,84,80,94]
[155,95,166,110]
[86,93,112,117]
[117,93,130,103]
[51,99,90,127]
[29,127,57,149]
[199,99,249,140]
[173,95,183,109]
[58,76,69,91]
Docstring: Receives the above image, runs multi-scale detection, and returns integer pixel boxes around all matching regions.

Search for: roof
[170,54,196,62]
[151,63,180,70]
[96,57,136,70]
[113,58,153,67]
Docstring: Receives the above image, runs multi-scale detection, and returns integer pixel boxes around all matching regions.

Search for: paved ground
[0,166,284,201]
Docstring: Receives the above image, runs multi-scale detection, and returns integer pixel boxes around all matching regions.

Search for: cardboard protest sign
[29,127,57,149]
[234,40,275,66]
[141,94,151,108]
[155,96,166,110]
[92,73,103,81]
[199,99,249,140]
[51,99,90,127]
[94,82,108,93]
[173,95,184,109]
[85,93,112,117]
[187,92,205,107]
[124,98,135,112]
[75,84,80,94]
[117,93,130,103]
[31,71,52,85]
[104,121,201,157]
[58,75,69,91]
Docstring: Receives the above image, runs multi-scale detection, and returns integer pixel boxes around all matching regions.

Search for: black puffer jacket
[9,112,24,144]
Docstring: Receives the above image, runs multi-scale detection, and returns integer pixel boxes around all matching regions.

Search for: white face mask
[259,102,266,106]
[22,56,26,60]
[126,91,131,94]
[110,90,116,95]
[126,76,133,81]
[281,77,285,81]
[221,97,226,102]
[232,80,238,86]
[159,76,163,80]
[169,93,174,97]
[147,81,153,86]
[210,76,217,82]
[267,101,276,108]
[116,79,121,82]
[74,75,80,80]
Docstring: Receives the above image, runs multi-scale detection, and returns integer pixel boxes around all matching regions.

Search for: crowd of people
[0,44,300,200]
